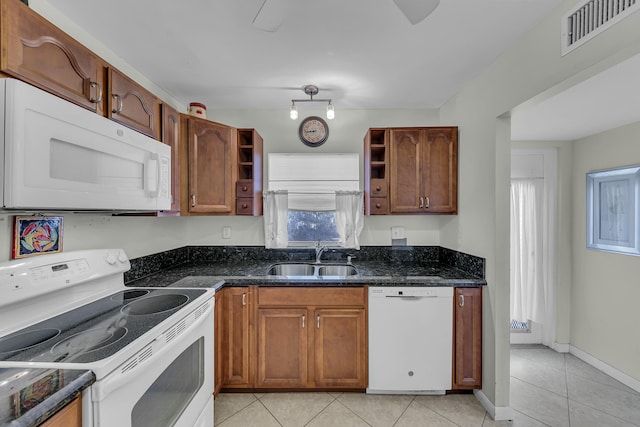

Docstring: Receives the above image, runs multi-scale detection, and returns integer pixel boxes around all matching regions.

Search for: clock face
[299,116,329,147]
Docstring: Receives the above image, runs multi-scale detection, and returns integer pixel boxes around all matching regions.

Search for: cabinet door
[107,68,160,139]
[41,395,81,427]
[389,128,424,213]
[314,308,367,388]
[0,0,103,112]
[225,287,252,387]
[256,308,308,388]
[424,128,458,213]
[453,287,482,389]
[186,117,237,214]
[161,103,181,214]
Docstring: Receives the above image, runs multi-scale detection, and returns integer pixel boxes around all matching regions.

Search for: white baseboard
[552,342,570,353]
[473,389,514,421]
[569,345,640,393]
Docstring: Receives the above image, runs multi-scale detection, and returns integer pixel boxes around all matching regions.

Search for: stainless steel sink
[266,263,359,278]
[266,263,315,276]
[317,265,358,276]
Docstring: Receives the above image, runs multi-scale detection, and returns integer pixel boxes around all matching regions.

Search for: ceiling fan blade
[393,0,440,25]
[252,0,288,32]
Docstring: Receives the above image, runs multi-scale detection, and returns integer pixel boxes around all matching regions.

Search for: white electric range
[0,249,215,427]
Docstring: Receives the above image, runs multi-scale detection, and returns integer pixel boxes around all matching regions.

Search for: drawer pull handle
[242,293,246,306]
[425,196,430,208]
[459,294,465,307]
[191,194,196,207]
[111,94,123,114]
[419,197,424,208]
[302,315,305,328]
[317,315,320,329]
[89,81,102,103]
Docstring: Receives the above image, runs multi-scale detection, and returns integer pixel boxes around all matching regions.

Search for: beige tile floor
[214,346,640,426]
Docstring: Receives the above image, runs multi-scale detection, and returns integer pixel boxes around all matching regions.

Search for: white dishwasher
[368,286,453,394]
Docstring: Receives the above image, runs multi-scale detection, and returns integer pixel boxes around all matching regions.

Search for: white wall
[571,121,640,382]
[439,0,640,414]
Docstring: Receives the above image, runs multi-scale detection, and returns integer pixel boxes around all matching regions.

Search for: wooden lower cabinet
[313,308,366,388]
[214,287,254,395]
[453,287,482,389]
[41,395,81,427]
[256,308,308,388]
[218,286,367,391]
[255,287,367,390]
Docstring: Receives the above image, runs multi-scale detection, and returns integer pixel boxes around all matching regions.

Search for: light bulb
[290,103,298,120]
[326,101,335,120]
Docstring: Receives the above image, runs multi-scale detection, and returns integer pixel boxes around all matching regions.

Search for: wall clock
[298,116,329,147]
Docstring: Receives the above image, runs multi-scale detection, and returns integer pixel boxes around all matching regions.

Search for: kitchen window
[265,153,362,248]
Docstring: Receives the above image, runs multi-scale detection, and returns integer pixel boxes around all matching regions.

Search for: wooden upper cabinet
[453,287,482,389]
[182,115,237,215]
[107,67,160,139]
[0,0,104,112]
[424,128,458,213]
[236,129,263,216]
[161,103,181,214]
[388,127,458,214]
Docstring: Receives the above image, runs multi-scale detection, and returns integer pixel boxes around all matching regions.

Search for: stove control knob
[106,254,117,265]
[118,251,128,263]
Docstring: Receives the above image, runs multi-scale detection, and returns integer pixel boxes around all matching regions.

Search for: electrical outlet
[391,226,405,239]
[222,226,232,239]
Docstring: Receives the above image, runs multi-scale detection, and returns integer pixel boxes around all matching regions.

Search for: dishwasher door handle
[384,295,438,299]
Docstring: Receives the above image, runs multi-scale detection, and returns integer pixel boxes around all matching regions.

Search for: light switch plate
[222,226,232,239]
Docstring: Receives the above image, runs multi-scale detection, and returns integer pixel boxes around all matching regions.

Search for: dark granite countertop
[0,368,94,427]
[128,258,486,289]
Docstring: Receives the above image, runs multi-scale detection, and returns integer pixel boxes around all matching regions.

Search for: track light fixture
[290,85,334,120]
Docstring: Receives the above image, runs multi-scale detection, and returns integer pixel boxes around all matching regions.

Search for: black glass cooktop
[0,288,206,364]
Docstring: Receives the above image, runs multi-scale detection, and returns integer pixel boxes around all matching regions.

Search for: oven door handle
[93,299,214,401]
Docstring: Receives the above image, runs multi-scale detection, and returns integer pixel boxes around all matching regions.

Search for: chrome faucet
[315,241,328,263]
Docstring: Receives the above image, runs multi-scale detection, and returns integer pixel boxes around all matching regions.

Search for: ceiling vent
[561,0,639,55]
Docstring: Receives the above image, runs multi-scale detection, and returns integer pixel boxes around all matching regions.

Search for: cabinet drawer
[370,179,388,197]
[236,198,253,215]
[369,197,388,215]
[258,287,366,307]
[236,180,253,196]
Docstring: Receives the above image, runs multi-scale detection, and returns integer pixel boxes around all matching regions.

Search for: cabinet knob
[375,186,381,192]
[375,203,381,209]
[241,203,248,209]
[242,186,248,192]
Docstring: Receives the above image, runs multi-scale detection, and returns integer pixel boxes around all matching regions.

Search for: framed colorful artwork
[12,369,63,417]
[12,216,63,259]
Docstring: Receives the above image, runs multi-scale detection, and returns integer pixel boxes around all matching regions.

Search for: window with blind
[267,153,360,245]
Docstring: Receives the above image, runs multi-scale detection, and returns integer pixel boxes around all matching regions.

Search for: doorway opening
[510,149,557,346]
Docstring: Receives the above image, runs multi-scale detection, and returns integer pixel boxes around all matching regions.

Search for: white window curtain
[335,191,364,249]
[263,190,289,248]
[510,179,545,324]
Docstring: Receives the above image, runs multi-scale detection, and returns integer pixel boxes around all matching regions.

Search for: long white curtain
[510,179,545,324]
[263,190,289,248]
[335,191,364,249]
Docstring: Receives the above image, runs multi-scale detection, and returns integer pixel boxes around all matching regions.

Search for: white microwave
[0,78,171,211]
